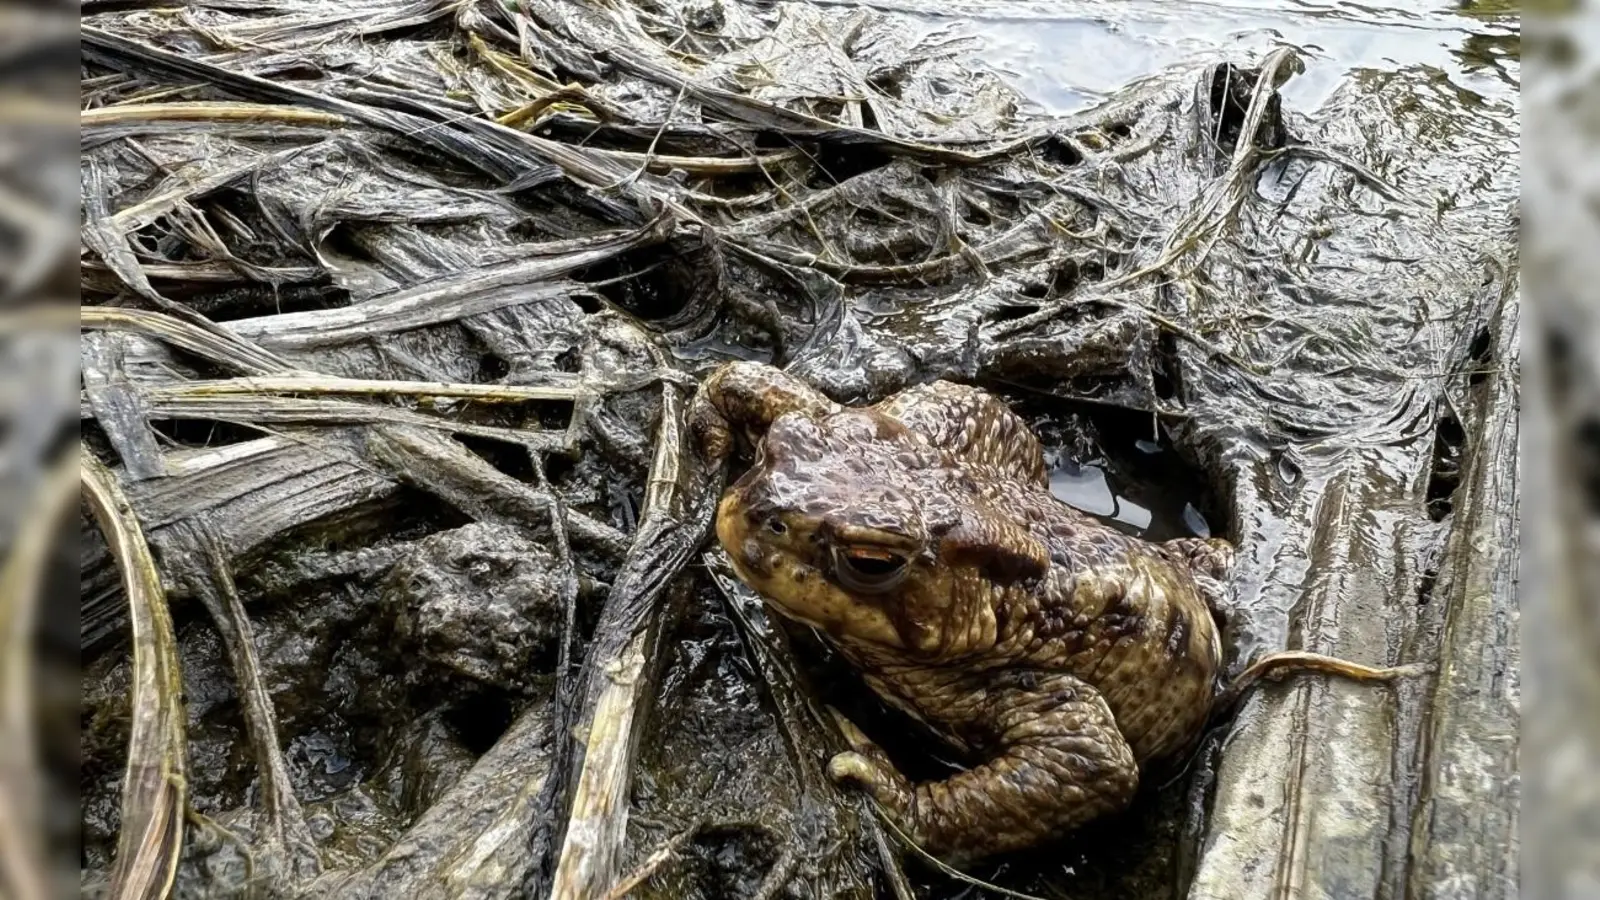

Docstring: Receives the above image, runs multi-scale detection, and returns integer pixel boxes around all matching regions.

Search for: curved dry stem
[989,48,1304,345]
[706,564,914,900]
[1215,650,1431,717]
[81,451,188,900]
[595,822,701,900]
[0,454,79,900]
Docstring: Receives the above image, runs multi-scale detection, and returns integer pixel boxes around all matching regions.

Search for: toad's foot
[824,706,892,761]
[1161,536,1235,582]
[691,361,840,461]
[828,675,1139,862]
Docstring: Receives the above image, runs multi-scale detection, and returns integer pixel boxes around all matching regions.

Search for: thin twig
[596,824,701,900]
[873,808,1054,900]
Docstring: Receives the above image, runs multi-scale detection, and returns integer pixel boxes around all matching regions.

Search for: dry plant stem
[1000,293,1266,376]
[82,451,188,900]
[164,519,321,885]
[80,333,166,481]
[81,102,350,128]
[597,43,1056,164]
[866,816,916,900]
[550,377,681,896]
[1215,650,1428,716]
[0,455,78,900]
[152,375,581,404]
[81,26,567,188]
[304,699,558,897]
[222,283,609,354]
[468,33,570,96]
[104,393,567,450]
[1264,145,1409,204]
[587,145,803,175]
[80,259,323,288]
[78,429,401,652]
[876,810,1050,900]
[547,371,716,896]
[709,567,913,900]
[107,154,286,234]
[84,306,576,454]
[531,453,583,685]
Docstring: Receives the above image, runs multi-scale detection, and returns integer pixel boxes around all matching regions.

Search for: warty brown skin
[693,361,1236,862]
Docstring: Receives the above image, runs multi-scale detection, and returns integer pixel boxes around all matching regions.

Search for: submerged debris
[78,0,1517,898]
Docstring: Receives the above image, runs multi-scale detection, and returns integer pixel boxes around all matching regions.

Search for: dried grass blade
[0,455,78,900]
[548,380,695,900]
[81,26,563,188]
[116,393,568,451]
[152,375,581,404]
[81,102,350,130]
[81,452,187,900]
[80,307,296,377]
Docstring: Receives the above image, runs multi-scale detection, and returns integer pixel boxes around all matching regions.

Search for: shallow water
[1029,405,1219,542]
[840,0,1519,116]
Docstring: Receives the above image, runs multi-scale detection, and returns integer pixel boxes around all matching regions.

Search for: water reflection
[1036,414,1217,543]
[829,0,1522,114]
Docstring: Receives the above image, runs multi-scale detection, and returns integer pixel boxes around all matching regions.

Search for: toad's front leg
[828,675,1138,862]
[690,361,840,459]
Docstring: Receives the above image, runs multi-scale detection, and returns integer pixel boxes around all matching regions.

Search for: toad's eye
[765,517,787,535]
[832,546,910,593]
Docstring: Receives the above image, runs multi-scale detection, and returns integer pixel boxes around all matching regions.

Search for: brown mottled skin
[691,361,1240,862]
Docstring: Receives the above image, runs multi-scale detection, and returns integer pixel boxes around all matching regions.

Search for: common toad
[693,361,1418,862]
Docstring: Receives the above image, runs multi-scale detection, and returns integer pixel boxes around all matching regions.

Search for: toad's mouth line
[725,552,834,631]
[762,599,828,632]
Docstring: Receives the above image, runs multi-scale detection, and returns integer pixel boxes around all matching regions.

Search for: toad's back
[978,480,1226,762]
[699,361,1234,860]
